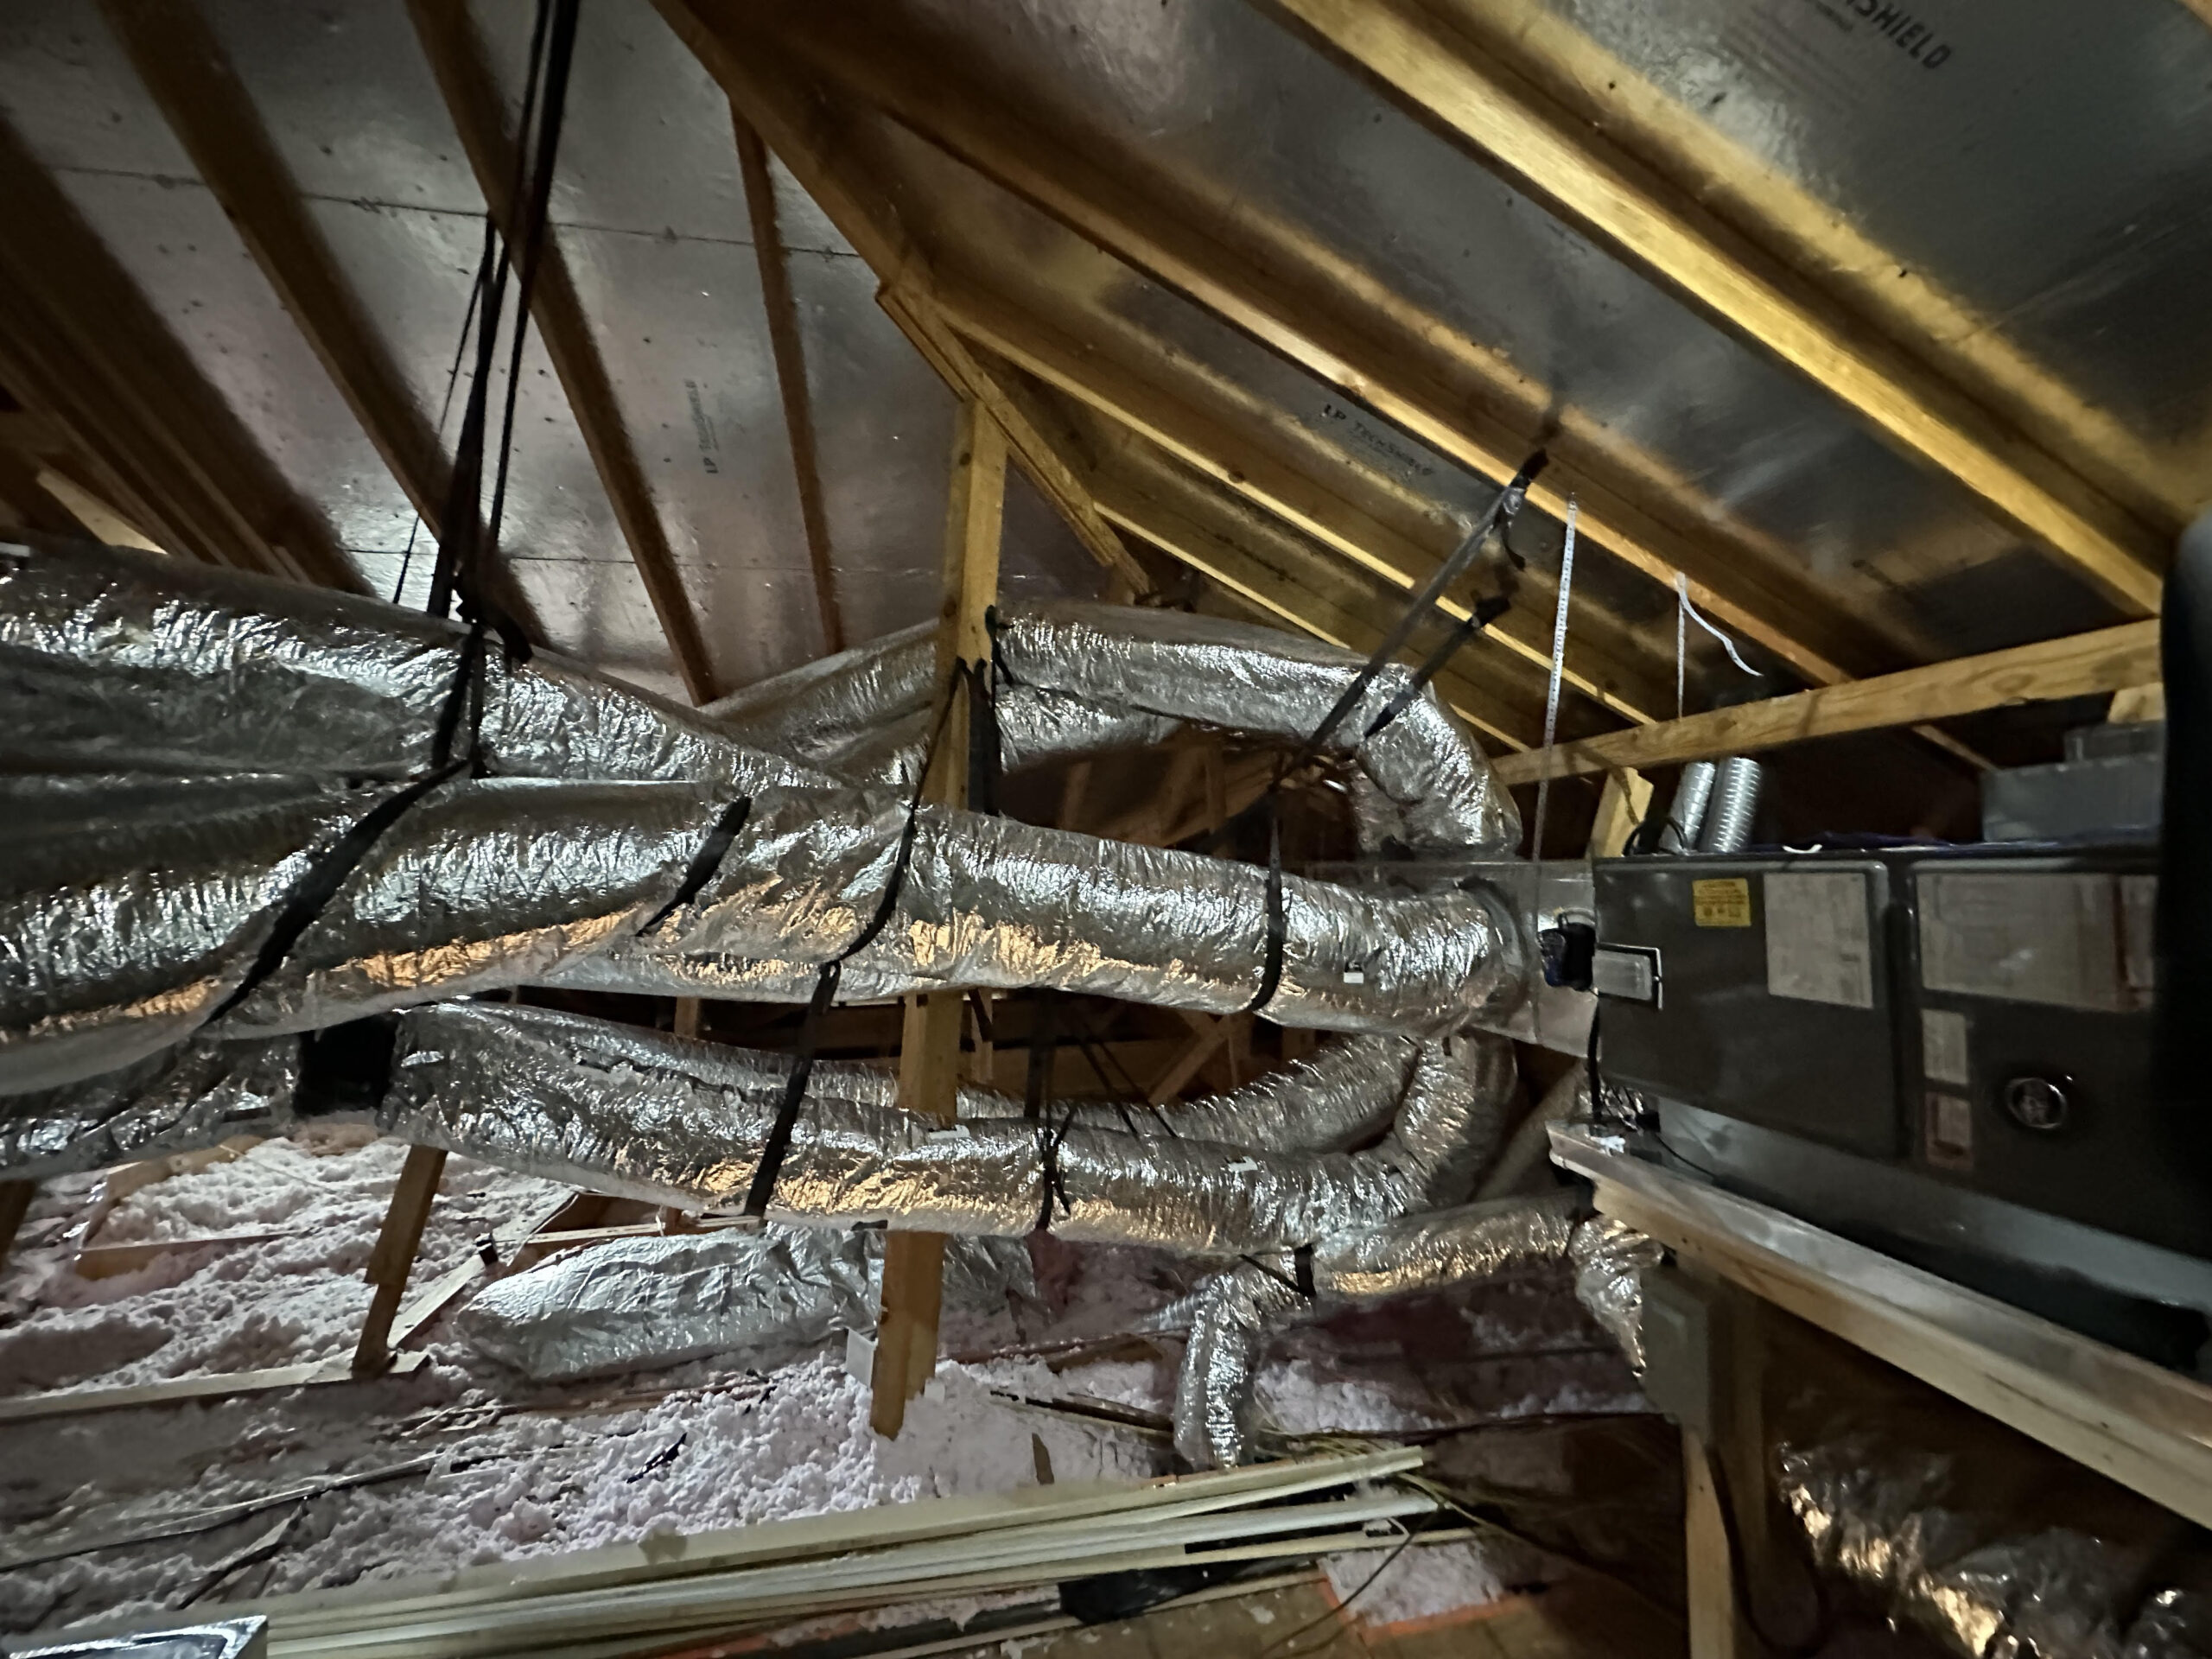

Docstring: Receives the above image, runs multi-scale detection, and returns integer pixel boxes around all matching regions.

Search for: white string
[1531,497,1578,863]
[1676,574,1759,677]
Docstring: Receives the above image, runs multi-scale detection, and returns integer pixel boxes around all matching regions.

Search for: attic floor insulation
[0,1128,1637,1645]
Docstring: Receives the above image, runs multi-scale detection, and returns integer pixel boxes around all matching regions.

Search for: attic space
[3,3,2211,1657]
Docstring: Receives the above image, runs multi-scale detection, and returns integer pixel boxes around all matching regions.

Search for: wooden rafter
[934,270,1671,725]
[407,0,719,702]
[105,5,449,551]
[725,3,1919,689]
[656,0,1149,598]
[1262,0,2168,613]
[733,109,846,657]
[1395,0,2195,537]
[0,114,351,587]
[1491,620,2161,785]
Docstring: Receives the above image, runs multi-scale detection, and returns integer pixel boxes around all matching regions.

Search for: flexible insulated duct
[1696,757,1764,854]
[369,1002,1510,1254]
[1,773,1521,1093]
[0,538,817,794]
[1777,1426,2212,1659]
[3,544,1528,1094]
[1163,1195,1588,1467]
[707,603,1519,856]
[1656,760,1715,854]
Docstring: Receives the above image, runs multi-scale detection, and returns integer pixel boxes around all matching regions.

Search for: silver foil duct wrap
[452,1227,878,1382]
[1173,1262,1307,1469]
[1777,1430,2205,1659]
[639,788,1524,1033]
[957,1033,1417,1155]
[0,538,815,794]
[1171,1194,1584,1467]
[1568,1217,1664,1374]
[706,601,1516,855]
[373,1004,1507,1255]
[451,1225,1041,1383]
[4,772,1520,1090]
[2,787,359,1092]
[0,1034,299,1181]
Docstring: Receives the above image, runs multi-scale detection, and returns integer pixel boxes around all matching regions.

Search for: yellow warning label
[1692,877,1753,929]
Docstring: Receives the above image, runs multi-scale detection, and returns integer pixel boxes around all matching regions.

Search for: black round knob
[2001,1076,2070,1132]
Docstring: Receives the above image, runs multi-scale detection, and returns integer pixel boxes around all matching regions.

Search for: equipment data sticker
[1765,869,1874,1008]
[1691,877,1752,928]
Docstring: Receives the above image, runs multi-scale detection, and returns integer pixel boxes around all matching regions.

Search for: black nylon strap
[742,670,966,1218]
[1293,1242,1317,1300]
[1363,593,1512,740]
[1236,1251,1313,1301]
[1243,803,1287,1014]
[205,761,467,1026]
[964,655,1002,818]
[1282,451,1544,779]
[639,795,753,937]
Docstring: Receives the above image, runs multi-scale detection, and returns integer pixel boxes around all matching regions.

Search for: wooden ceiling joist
[731,2,1917,690]
[733,111,847,658]
[1263,0,2168,613]
[1492,619,2161,785]
[408,0,718,701]
[0,113,351,587]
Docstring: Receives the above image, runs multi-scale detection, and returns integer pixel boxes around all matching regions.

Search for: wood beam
[872,400,1006,1439]
[353,1144,447,1377]
[933,271,1671,725]
[1087,440,1541,751]
[652,0,1149,598]
[719,3,1915,687]
[1262,0,2165,613]
[0,113,351,586]
[733,109,845,657]
[1492,620,2161,785]
[1403,0,2195,537]
[408,0,718,701]
[105,2,456,555]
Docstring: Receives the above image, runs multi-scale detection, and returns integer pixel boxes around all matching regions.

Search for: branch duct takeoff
[1,541,1528,1095]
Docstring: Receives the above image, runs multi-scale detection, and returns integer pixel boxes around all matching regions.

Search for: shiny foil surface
[0,1034,300,1180]
[1567,1216,1664,1374]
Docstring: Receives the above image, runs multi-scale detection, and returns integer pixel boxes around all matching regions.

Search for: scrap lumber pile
[186,1448,1438,1659]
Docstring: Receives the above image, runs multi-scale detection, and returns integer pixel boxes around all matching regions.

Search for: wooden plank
[1147,1014,1230,1105]
[0,112,350,587]
[1266,0,2167,610]
[246,1443,1422,1633]
[73,1229,290,1281]
[734,108,844,657]
[872,400,1006,1438]
[650,0,1147,596]
[1586,766,1651,856]
[0,1351,427,1426]
[715,3,1914,688]
[1492,619,2162,784]
[103,0,463,577]
[937,271,1669,725]
[406,0,716,702]
[1681,1425,1740,1659]
[353,1144,447,1377]
[1553,1128,2212,1530]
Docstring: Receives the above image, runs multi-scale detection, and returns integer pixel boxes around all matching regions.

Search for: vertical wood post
[1682,1277,1773,1659]
[353,1145,447,1376]
[871,399,1005,1437]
